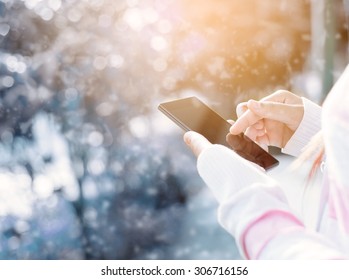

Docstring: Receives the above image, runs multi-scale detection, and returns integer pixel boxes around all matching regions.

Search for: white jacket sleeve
[197,144,346,259]
[282,97,322,157]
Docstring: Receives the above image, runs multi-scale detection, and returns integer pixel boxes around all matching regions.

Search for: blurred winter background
[0,0,347,259]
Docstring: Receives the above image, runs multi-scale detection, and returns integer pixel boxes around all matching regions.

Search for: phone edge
[158,104,191,132]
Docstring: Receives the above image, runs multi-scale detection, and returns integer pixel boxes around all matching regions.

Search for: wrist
[282,97,322,157]
[197,144,273,203]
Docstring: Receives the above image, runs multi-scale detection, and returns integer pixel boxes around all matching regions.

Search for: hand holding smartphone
[158,96,279,170]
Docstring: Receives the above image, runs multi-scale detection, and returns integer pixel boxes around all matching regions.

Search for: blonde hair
[292,131,325,180]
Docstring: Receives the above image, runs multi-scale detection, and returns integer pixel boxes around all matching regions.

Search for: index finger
[229,109,262,135]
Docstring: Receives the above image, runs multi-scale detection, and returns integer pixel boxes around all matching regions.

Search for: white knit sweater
[196,65,349,259]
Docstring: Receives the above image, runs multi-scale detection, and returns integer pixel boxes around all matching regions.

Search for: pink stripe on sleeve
[241,210,304,259]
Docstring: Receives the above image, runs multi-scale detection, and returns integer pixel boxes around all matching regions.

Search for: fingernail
[183,131,193,145]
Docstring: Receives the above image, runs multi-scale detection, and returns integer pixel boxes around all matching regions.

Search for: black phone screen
[158,96,279,170]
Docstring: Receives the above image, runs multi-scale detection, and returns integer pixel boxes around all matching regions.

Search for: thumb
[184,131,212,157]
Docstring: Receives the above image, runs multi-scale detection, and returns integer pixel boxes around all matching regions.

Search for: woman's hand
[183,131,275,204]
[229,90,304,148]
[183,131,212,157]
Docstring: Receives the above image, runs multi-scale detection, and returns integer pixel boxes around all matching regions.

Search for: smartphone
[158,96,279,170]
